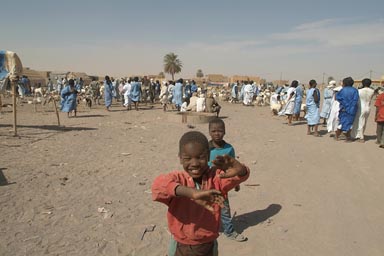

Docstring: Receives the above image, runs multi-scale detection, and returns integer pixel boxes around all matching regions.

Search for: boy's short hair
[309,79,317,86]
[343,77,354,87]
[291,80,298,87]
[362,78,372,88]
[179,131,209,155]
[208,118,225,130]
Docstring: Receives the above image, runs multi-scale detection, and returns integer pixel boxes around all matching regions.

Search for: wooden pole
[12,80,17,136]
[52,97,60,126]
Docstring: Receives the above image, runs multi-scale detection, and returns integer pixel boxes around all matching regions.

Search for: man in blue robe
[335,77,359,141]
[231,82,238,103]
[190,80,198,94]
[104,75,114,111]
[130,76,142,111]
[293,82,303,121]
[173,78,183,111]
[184,80,192,105]
[60,79,78,117]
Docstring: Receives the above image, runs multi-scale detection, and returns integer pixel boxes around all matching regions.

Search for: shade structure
[0,50,23,136]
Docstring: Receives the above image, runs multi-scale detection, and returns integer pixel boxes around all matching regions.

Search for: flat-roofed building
[230,75,261,84]
[22,67,48,87]
[272,79,289,86]
[206,74,228,83]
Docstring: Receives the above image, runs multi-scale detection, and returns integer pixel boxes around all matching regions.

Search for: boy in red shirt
[375,88,384,148]
[152,131,250,256]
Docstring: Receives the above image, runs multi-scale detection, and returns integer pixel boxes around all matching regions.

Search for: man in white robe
[243,82,254,106]
[327,86,342,133]
[351,78,375,142]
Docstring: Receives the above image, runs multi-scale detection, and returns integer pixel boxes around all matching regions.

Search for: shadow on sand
[233,204,282,233]
[72,114,106,118]
[0,168,15,186]
[318,130,329,136]
[364,135,377,142]
[0,124,97,132]
[291,121,307,126]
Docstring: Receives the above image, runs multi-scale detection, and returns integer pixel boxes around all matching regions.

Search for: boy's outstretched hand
[192,189,225,212]
[212,154,247,178]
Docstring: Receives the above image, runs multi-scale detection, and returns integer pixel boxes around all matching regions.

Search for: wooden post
[52,97,60,126]
[12,80,17,136]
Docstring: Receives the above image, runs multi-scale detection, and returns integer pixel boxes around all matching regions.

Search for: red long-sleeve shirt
[152,167,249,245]
[375,93,384,122]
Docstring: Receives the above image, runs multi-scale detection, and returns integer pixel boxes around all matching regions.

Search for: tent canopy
[0,50,23,92]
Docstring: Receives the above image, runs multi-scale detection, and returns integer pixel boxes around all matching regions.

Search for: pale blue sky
[2,0,384,82]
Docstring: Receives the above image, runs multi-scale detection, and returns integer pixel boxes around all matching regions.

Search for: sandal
[224,231,248,242]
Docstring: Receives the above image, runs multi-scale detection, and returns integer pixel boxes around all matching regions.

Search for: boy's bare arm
[175,185,224,212]
[376,107,379,122]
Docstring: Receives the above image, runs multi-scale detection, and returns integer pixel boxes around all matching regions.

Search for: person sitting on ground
[186,92,199,112]
[206,92,221,117]
[180,99,188,112]
[196,94,206,112]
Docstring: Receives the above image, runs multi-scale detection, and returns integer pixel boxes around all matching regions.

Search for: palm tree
[163,53,182,80]
[196,69,204,78]
[158,72,165,79]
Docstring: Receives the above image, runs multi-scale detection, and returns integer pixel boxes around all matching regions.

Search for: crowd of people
[223,77,384,149]
[275,77,384,148]
[58,76,222,117]
[10,73,384,148]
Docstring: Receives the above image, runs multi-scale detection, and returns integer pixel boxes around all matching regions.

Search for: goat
[301,103,307,117]
[34,87,45,98]
[270,94,282,115]
[77,92,92,109]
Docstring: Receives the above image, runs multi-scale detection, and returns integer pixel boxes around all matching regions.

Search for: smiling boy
[152,131,250,256]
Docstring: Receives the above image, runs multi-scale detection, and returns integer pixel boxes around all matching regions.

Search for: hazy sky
[2,0,384,82]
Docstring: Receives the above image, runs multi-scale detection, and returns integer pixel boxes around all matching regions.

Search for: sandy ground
[1,97,384,256]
